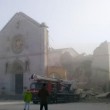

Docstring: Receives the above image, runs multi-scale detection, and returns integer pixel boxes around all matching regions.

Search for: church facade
[0,12,48,95]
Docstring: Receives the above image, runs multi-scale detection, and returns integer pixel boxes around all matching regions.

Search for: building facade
[0,12,48,95]
[48,48,79,80]
[48,48,79,67]
[91,41,110,92]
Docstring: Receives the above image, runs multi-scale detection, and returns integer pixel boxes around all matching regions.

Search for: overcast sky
[1,0,110,54]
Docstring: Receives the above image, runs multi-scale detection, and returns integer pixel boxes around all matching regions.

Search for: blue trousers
[24,102,30,110]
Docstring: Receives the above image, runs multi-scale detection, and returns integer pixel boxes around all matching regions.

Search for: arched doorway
[12,60,24,94]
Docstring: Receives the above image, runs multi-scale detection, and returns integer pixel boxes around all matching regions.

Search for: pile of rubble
[76,89,110,102]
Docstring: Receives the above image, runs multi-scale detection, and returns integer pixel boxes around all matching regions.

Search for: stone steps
[0,95,23,100]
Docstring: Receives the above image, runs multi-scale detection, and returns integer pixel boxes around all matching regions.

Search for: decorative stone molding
[11,60,24,74]
[11,35,24,54]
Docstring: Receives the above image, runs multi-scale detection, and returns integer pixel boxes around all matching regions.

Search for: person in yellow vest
[23,89,32,110]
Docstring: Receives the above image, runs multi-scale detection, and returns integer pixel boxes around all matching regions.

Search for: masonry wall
[91,41,110,92]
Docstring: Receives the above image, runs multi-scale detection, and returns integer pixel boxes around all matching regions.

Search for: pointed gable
[0,12,41,33]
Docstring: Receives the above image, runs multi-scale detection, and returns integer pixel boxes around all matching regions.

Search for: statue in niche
[25,60,30,72]
[5,62,8,73]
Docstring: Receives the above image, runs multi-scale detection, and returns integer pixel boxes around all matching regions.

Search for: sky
[1,0,110,55]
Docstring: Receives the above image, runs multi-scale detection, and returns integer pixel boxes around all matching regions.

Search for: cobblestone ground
[0,102,110,110]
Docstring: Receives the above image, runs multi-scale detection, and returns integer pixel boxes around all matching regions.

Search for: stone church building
[0,12,48,95]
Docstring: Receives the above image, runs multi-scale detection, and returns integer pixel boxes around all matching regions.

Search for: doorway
[15,73,23,94]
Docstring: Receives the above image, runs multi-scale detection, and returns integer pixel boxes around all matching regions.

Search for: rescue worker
[38,83,49,110]
[23,89,32,110]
